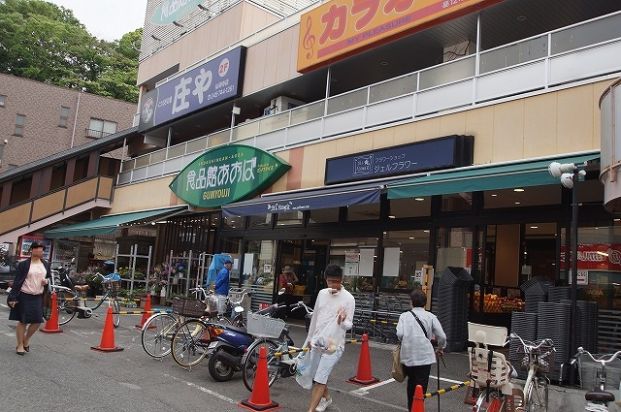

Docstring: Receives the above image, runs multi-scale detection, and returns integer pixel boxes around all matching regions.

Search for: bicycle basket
[515,339,555,373]
[172,298,207,317]
[104,281,121,293]
[246,312,286,338]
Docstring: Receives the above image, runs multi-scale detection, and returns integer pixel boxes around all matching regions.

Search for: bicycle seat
[585,390,615,403]
[74,285,89,292]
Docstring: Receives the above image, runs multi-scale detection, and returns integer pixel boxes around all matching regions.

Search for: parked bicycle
[241,301,314,391]
[568,347,621,412]
[51,268,121,328]
[510,333,555,412]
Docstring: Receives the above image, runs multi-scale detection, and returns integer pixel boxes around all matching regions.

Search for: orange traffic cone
[41,291,62,333]
[411,385,425,412]
[348,333,379,385]
[239,346,279,411]
[91,306,124,352]
[136,292,152,329]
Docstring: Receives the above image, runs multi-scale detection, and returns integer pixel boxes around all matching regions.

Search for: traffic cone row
[239,346,279,411]
[348,333,379,385]
[91,306,124,352]
[40,292,62,334]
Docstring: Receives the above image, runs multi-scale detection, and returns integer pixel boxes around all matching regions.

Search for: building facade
[12,0,621,350]
[0,73,136,170]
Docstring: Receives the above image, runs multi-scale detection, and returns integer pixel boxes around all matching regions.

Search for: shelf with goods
[115,243,152,295]
[165,250,211,301]
[472,285,525,314]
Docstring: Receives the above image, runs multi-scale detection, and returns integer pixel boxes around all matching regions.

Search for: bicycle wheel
[142,313,178,358]
[241,340,280,392]
[171,319,210,368]
[112,299,120,328]
[56,290,77,326]
[524,378,548,412]
[474,390,505,412]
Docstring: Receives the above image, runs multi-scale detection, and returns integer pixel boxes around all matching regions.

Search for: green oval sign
[151,0,204,26]
[169,144,290,208]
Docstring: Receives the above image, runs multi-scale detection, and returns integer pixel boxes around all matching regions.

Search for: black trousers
[403,364,432,412]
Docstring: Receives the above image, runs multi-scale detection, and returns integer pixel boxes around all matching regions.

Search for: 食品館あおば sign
[169,145,290,208]
[139,47,245,131]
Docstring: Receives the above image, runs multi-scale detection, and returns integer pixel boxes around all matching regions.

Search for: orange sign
[297,0,498,72]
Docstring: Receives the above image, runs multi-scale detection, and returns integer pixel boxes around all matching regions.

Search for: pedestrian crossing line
[163,373,238,406]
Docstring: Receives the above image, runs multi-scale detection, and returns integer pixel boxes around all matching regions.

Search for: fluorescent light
[408,236,415,240]
[491,194,498,197]
[514,188,525,192]
[530,226,539,229]
[415,198,424,202]
[423,230,430,233]
[388,215,396,219]
[515,201,521,205]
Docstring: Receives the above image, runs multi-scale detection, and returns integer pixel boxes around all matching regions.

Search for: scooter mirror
[234,306,244,313]
[278,288,286,295]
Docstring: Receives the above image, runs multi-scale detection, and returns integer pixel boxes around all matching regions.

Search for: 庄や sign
[169,145,290,208]
[139,47,245,131]
[297,0,498,72]
[151,0,204,25]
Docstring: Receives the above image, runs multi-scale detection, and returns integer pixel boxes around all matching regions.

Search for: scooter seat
[222,325,249,335]
[74,285,89,292]
[585,390,615,403]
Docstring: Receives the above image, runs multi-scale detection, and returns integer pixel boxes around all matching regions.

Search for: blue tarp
[205,253,232,286]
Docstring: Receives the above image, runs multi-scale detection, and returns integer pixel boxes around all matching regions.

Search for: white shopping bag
[295,351,313,390]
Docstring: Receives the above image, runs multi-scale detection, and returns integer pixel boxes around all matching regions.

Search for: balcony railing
[85,129,114,139]
[119,11,621,186]
[0,175,114,236]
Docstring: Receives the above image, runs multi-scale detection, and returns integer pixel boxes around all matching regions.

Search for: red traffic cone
[411,384,425,412]
[239,346,279,411]
[41,291,62,334]
[136,292,152,328]
[91,306,124,352]
[348,333,379,385]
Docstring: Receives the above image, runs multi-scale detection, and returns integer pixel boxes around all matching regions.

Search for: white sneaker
[315,397,333,412]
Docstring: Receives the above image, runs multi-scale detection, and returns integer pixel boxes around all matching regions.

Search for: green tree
[0,0,140,103]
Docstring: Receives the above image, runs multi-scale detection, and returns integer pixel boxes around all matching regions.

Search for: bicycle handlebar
[291,301,313,315]
[574,347,621,365]
[510,333,555,352]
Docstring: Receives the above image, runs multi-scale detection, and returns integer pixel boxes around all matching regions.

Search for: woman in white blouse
[396,289,446,411]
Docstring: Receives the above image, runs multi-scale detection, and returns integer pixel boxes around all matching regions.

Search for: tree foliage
[0,0,141,102]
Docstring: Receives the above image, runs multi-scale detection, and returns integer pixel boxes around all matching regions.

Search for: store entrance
[275,239,329,308]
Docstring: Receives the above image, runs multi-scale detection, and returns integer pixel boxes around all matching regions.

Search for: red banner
[560,244,621,271]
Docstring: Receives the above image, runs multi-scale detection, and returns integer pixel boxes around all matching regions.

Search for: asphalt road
[0,300,475,412]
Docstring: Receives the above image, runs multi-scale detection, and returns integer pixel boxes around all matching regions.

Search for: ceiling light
[515,201,521,205]
[415,198,424,202]
[388,215,396,219]
[530,226,538,229]
[513,188,525,192]
[615,218,621,222]
[408,236,415,240]
[491,194,498,197]
[423,230,430,233]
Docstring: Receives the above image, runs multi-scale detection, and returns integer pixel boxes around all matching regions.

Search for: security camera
[560,173,574,189]
[548,162,576,178]
[2,139,7,144]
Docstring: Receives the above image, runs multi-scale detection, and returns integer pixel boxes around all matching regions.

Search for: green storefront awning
[388,152,600,199]
[45,206,187,239]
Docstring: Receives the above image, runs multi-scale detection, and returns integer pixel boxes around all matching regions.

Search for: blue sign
[139,47,245,131]
[324,135,473,184]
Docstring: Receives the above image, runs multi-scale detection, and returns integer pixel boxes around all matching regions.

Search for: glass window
[381,230,430,290]
[223,215,244,230]
[441,193,472,212]
[389,197,431,218]
[275,211,304,226]
[329,237,378,294]
[59,106,70,127]
[103,120,117,135]
[436,227,472,275]
[522,223,557,285]
[347,203,380,221]
[87,118,117,138]
[248,214,273,229]
[485,185,561,209]
[14,114,25,136]
[243,240,277,288]
[309,208,339,224]
[0,95,6,107]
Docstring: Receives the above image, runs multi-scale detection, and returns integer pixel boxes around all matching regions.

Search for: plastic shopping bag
[311,317,344,354]
[295,351,313,390]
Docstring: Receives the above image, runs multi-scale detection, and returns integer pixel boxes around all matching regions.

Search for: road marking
[331,386,407,411]
[3,332,13,338]
[350,378,395,395]
[163,373,238,405]
[429,375,463,384]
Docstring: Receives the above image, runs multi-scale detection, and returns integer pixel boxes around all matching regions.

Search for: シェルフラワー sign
[169,145,290,208]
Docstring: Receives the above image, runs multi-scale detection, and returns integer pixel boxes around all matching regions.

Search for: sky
[47,0,148,41]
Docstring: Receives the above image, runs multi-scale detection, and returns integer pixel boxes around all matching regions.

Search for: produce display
[473,291,525,313]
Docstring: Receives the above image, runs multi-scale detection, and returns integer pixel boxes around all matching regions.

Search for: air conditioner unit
[270,96,305,113]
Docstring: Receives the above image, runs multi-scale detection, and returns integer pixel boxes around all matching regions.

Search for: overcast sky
[47,0,148,41]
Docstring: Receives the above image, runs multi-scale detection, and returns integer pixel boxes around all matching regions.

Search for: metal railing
[85,129,114,139]
[119,10,621,186]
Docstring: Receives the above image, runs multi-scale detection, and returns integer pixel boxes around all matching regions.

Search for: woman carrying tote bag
[396,289,446,412]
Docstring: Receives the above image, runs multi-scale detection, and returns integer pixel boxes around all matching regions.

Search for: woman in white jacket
[396,289,446,411]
